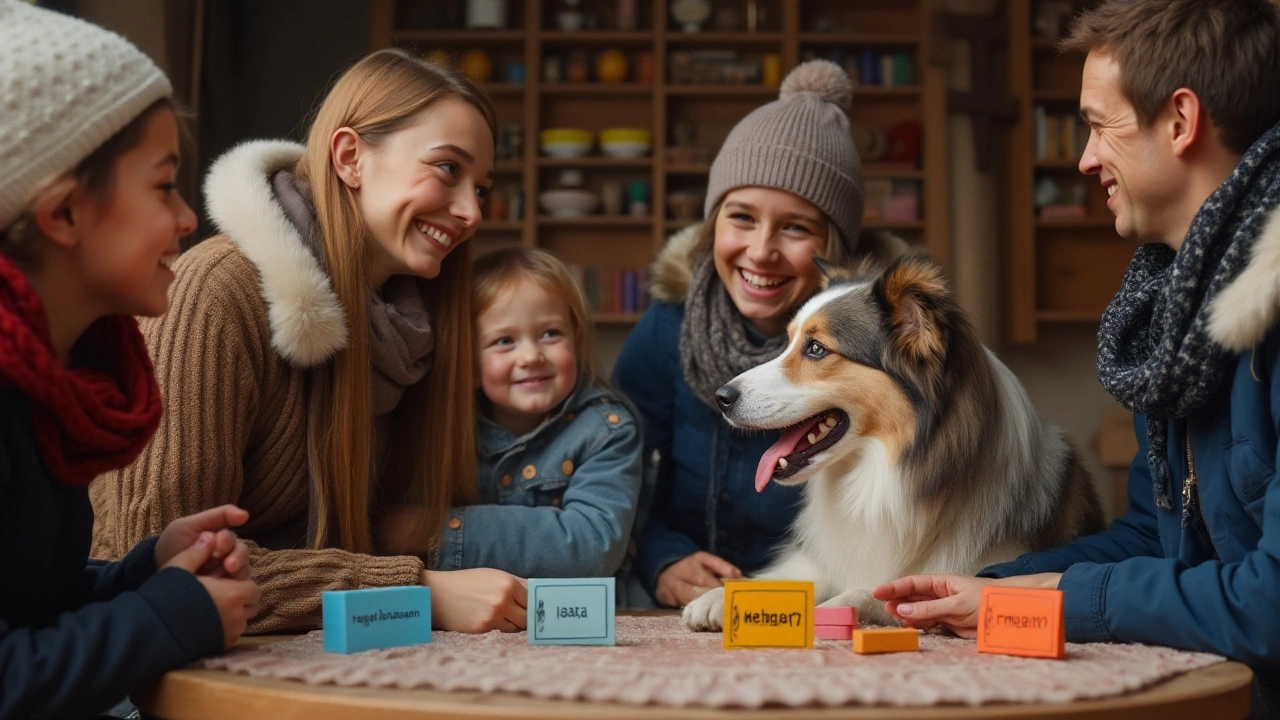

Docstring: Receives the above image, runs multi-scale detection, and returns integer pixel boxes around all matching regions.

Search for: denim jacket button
[606,413,620,424]
[561,459,575,475]
[500,473,513,487]
[448,517,462,530]
[522,464,537,480]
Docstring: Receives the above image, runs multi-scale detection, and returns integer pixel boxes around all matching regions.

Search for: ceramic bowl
[539,189,600,217]
[599,127,652,158]
[540,128,594,158]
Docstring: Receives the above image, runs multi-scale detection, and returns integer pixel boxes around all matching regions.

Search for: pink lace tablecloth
[202,615,1225,709]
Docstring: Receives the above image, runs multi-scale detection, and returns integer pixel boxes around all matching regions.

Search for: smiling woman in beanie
[613,60,903,609]
[0,2,260,717]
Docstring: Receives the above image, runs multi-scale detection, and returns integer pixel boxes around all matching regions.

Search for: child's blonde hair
[472,248,603,388]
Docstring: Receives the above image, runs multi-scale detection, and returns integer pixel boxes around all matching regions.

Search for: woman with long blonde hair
[91,48,528,633]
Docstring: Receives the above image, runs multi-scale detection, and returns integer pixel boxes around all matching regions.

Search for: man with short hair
[873,0,1280,714]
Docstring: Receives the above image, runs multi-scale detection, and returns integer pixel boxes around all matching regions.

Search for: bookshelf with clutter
[369,0,949,326]
[1005,0,1132,344]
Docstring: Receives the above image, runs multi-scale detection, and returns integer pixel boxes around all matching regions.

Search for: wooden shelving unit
[370,0,950,321]
[1005,0,1131,344]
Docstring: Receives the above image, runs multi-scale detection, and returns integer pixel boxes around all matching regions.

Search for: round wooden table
[134,635,1254,720]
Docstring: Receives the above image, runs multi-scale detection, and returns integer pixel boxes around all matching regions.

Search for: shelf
[665,162,710,174]
[1034,158,1082,169]
[536,157,652,168]
[482,82,526,96]
[864,164,925,179]
[540,83,654,96]
[536,216,652,227]
[664,32,784,45]
[1036,310,1102,323]
[664,219,703,231]
[1036,217,1116,229]
[798,33,919,46]
[492,161,523,174]
[539,31,654,45]
[852,85,921,98]
[865,220,925,231]
[664,84,775,97]
[394,30,525,44]
[1032,89,1081,102]
[477,221,523,232]
[592,312,643,324]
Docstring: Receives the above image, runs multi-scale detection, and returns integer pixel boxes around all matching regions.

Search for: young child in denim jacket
[431,248,642,579]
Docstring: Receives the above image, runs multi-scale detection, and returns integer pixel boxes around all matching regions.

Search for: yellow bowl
[540,128,593,146]
[599,127,652,144]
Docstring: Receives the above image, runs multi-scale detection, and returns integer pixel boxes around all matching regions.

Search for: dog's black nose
[715,384,739,411]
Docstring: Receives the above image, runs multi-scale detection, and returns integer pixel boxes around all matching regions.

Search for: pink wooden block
[814,607,857,625]
[815,624,854,641]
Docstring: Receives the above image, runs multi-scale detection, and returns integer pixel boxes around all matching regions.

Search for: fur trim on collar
[1209,203,1280,351]
[203,140,348,367]
[648,223,704,304]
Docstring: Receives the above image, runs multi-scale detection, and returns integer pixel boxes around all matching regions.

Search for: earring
[351,180,361,189]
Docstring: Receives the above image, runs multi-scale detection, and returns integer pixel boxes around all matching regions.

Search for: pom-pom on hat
[704,60,864,252]
[0,0,172,230]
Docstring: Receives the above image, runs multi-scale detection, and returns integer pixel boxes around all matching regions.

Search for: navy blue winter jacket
[0,387,223,719]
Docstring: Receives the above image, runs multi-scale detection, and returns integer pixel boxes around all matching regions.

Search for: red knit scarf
[0,254,162,486]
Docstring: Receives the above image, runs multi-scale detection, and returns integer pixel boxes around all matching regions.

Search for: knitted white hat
[0,0,172,230]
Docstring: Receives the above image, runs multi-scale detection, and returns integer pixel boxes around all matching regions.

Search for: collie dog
[683,253,1103,630]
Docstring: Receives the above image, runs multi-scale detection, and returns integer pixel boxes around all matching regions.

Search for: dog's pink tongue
[755,424,811,492]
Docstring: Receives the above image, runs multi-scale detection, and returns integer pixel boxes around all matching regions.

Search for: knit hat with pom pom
[705,59,863,250]
[0,0,172,231]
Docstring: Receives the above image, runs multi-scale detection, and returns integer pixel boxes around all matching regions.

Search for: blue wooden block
[528,577,615,646]
[322,586,431,653]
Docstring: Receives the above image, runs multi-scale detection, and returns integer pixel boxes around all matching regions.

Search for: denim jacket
[433,382,643,578]
[613,301,804,595]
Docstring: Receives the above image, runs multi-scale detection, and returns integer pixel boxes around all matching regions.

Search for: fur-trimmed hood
[1209,203,1280,351]
[647,222,909,304]
[203,140,348,367]
[648,223,703,304]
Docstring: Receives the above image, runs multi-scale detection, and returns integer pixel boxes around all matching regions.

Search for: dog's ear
[875,252,951,369]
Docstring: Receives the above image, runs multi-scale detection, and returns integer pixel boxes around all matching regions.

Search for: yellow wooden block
[852,627,919,654]
[722,580,814,649]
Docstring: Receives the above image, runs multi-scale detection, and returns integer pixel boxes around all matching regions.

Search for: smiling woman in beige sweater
[90,49,528,634]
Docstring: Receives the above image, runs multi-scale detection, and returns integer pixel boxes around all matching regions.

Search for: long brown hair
[295,49,496,553]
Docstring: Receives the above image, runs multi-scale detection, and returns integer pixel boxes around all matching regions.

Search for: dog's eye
[804,340,828,359]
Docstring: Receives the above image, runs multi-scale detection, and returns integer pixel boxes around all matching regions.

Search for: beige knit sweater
[90,141,423,634]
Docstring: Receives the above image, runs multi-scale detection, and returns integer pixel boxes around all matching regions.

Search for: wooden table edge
[135,644,1253,720]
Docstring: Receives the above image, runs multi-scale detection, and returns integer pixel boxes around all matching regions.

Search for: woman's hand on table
[872,573,1062,638]
[421,568,528,633]
[655,551,742,608]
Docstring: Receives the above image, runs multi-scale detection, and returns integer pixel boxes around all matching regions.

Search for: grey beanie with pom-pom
[704,59,863,251]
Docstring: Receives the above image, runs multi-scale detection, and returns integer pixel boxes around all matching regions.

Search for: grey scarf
[679,249,788,409]
[272,170,434,415]
[1097,121,1280,519]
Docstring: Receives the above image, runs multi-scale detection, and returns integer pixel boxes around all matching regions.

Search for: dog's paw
[820,589,897,626]
[682,586,726,632]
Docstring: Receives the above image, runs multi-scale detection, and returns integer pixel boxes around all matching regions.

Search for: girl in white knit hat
[614,60,902,609]
[90,48,531,634]
[0,1,259,716]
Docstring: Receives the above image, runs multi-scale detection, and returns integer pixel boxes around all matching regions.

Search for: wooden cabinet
[1005,0,1132,344]
[371,0,949,324]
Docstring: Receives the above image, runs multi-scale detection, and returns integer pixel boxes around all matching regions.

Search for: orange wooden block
[852,627,919,654]
[977,586,1065,659]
